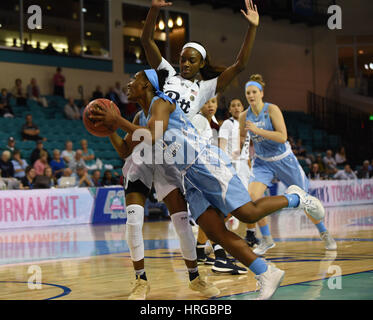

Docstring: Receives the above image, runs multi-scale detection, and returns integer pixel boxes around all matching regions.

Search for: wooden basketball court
[0,204,372,300]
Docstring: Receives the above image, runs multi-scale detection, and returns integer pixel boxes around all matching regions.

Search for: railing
[308,91,373,167]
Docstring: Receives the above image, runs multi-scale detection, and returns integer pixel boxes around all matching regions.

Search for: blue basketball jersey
[246,102,290,158]
[138,111,147,127]
[146,96,208,171]
[143,96,251,220]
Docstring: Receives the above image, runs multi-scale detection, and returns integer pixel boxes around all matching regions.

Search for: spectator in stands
[92,85,104,100]
[105,86,116,100]
[293,139,307,158]
[33,150,49,176]
[23,38,33,52]
[44,42,58,55]
[34,41,42,54]
[53,67,65,97]
[80,139,96,169]
[315,153,326,173]
[335,146,347,167]
[11,78,27,106]
[26,78,48,107]
[74,164,93,187]
[5,136,16,156]
[20,166,36,189]
[91,169,102,187]
[12,149,28,180]
[333,164,357,180]
[21,114,46,141]
[308,163,324,180]
[49,149,66,178]
[68,149,86,173]
[0,150,14,178]
[43,167,55,187]
[0,88,14,117]
[323,149,338,176]
[61,140,75,164]
[57,168,75,188]
[357,160,373,179]
[30,140,51,165]
[64,97,81,120]
[102,170,118,186]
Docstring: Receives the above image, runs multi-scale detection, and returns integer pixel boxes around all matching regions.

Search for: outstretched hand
[152,0,173,8]
[89,101,119,130]
[241,0,259,27]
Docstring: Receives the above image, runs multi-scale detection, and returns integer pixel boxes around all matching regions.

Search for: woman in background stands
[20,166,36,189]
[53,67,66,98]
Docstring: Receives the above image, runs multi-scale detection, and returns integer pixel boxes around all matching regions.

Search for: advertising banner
[0,188,94,229]
[308,179,373,207]
[272,179,373,207]
[91,187,127,224]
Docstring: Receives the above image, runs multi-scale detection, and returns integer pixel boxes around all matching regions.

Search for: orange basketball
[83,98,121,137]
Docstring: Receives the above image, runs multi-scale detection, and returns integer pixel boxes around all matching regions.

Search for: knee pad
[125,204,145,262]
[171,211,197,261]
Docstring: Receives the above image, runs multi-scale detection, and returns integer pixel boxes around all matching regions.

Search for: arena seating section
[0,96,124,178]
[0,96,345,178]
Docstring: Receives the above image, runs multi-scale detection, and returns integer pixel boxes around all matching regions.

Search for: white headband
[182,42,207,60]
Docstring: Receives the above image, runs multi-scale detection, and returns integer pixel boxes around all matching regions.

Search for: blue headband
[245,81,263,91]
[144,69,175,105]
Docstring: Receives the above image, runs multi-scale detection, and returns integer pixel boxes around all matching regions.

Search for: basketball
[83,98,121,137]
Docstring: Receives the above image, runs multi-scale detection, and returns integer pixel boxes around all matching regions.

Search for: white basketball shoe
[254,264,285,300]
[285,185,325,220]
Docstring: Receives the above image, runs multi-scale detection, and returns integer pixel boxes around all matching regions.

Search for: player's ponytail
[156,69,169,92]
[200,53,226,80]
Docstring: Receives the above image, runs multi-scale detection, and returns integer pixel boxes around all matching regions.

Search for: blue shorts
[183,146,252,222]
[249,153,309,191]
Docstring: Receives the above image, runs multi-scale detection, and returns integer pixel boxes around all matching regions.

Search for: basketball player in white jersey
[115,0,258,298]
[218,98,260,248]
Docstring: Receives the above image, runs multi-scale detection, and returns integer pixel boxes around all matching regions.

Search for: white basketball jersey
[219,117,250,161]
[157,57,218,120]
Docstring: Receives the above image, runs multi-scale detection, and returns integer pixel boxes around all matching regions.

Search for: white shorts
[122,154,154,190]
[123,155,183,202]
[153,164,184,201]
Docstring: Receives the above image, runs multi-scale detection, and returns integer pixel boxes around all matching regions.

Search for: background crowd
[0,68,372,193]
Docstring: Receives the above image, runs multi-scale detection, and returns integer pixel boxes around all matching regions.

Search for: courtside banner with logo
[0,188,94,229]
[308,179,373,207]
[91,187,127,224]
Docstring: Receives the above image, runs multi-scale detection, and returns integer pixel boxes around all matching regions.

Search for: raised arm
[140,1,173,69]
[216,0,259,93]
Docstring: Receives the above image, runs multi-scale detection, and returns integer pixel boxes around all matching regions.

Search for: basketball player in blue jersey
[91,68,326,300]
[98,79,220,300]
[118,0,259,275]
[239,74,337,255]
